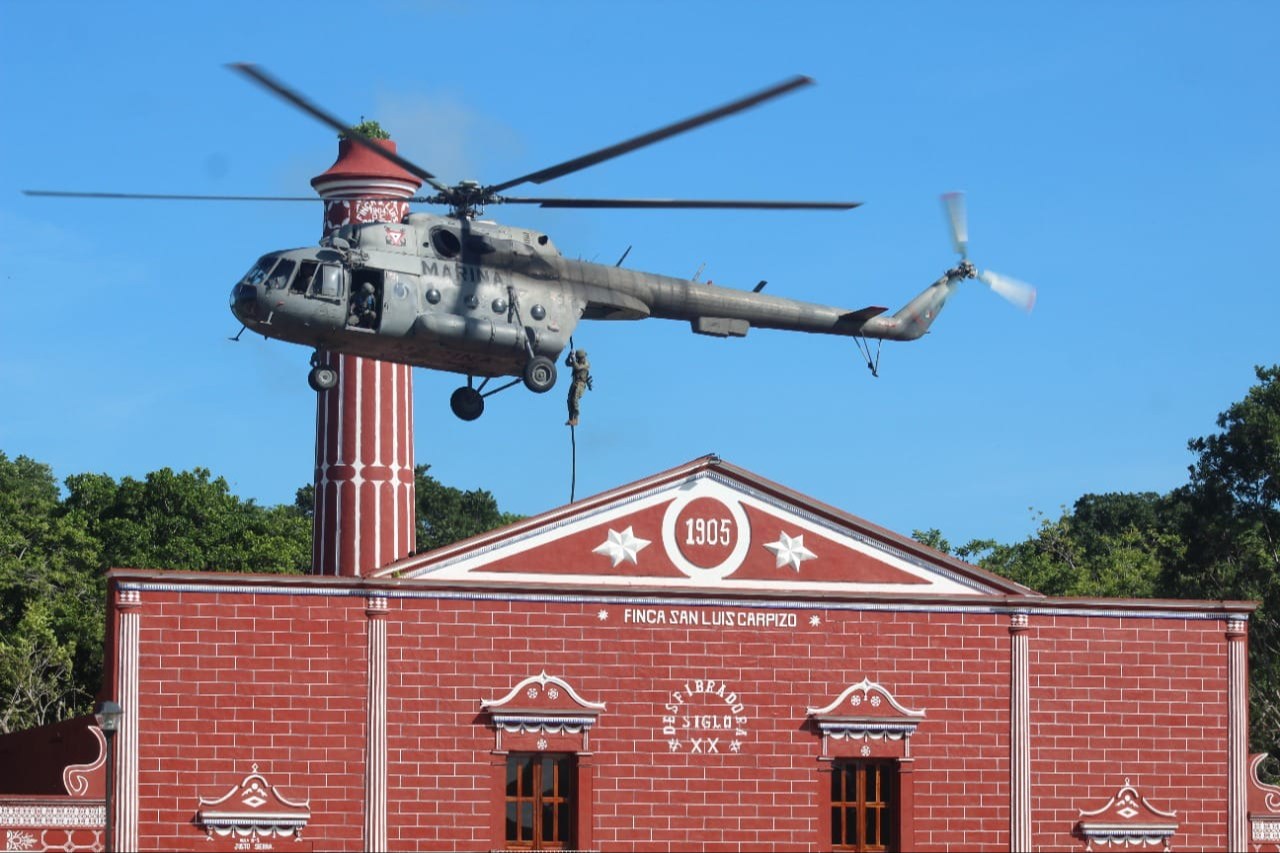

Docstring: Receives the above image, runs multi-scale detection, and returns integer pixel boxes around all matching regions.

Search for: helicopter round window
[491,298,507,314]
[465,295,480,310]
[431,228,461,258]
[393,282,409,299]
[425,288,441,305]
[530,304,547,321]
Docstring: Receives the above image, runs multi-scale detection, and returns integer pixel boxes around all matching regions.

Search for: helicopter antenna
[615,245,632,267]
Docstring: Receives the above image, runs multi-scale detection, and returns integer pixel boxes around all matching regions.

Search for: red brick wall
[135,590,369,852]
[119,581,1232,852]
[1029,615,1228,851]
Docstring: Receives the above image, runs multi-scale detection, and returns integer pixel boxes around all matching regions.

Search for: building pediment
[379,456,1033,598]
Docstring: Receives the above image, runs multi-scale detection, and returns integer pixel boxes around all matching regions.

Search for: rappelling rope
[570,423,578,503]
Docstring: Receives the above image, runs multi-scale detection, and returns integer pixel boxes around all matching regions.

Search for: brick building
[3,455,1277,851]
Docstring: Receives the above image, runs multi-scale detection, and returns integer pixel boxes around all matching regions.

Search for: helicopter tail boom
[858,261,975,341]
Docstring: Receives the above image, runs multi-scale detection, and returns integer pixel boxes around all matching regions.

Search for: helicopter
[27,64,1035,421]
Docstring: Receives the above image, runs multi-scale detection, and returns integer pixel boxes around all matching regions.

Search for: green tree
[415,465,522,552]
[1160,365,1280,760]
[66,467,311,575]
[0,453,101,732]
[942,496,1171,600]
[0,599,80,733]
[911,528,952,555]
[0,458,315,729]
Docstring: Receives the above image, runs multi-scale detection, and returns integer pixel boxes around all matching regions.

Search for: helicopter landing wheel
[522,356,557,393]
[450,386,485,421]
[308,365,338,392]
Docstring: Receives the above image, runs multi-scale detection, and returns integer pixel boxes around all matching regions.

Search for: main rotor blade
[487,75,815,194]
[501,196,860,210]
[24,190,324,202]
[228,63,454,196]
[24,190,442,204]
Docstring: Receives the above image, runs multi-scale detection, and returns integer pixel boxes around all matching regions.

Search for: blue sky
[1,1,1276,548]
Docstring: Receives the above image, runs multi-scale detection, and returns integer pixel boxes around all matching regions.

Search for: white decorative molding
[482,671,607,716]
[807,678,925,757]
[114,579,1251,625]
[481,671,605,743]
[807,677,925,721]
[822,728,912,742]
[1075,778,1177,851]
[196,764,311,841]
[488,716,600,734]
[0,804,104,828]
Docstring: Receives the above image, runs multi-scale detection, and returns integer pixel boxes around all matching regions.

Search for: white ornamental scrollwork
[5,830,37,852]
[62,726,106,797]
[196,763,310,842]
[1075,778,1177,852]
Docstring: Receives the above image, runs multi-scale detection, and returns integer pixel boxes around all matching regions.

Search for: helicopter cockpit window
[241,258,273,287]
[431,228,461,259]
[292,260,319,294]
[312,264,344,300]
[265,259,297,290]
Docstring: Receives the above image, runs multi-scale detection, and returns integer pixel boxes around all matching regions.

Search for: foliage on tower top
[340,120,390,141]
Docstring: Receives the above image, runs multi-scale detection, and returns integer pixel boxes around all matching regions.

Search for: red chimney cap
[311,138,423,198]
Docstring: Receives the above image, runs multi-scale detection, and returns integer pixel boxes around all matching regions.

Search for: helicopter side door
[307,262,347,330]
[377,270,417,337]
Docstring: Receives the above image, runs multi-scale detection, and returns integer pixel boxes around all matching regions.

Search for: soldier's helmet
[362,282,375,294]
[575,350,588,361]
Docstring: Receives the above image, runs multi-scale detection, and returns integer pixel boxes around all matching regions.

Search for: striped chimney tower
[309,137,422,576]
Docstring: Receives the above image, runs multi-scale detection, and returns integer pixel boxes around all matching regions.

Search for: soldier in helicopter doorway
[565,350,593,427]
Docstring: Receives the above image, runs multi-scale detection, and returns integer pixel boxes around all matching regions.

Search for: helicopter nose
[229,282,260,322]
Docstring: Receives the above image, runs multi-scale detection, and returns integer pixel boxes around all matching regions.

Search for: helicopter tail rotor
[940,191,1037,313]
[941,191,968,258]
[978,270,1037,313]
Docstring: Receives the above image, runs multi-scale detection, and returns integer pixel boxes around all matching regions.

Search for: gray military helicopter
[27,65,1034,421]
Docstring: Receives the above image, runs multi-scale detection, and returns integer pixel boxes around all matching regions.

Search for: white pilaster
[1009,611,1031,852]
[1227,616,1248,852]
[365,596,390,850]
[115,588,142,852]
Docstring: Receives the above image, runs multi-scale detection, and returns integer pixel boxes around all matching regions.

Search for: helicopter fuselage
[229,211,955,389]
